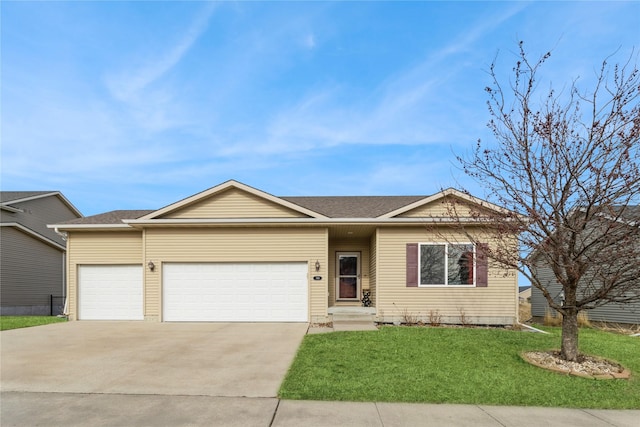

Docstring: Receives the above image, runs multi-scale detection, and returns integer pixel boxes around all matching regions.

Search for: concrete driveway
[0,321,308,397]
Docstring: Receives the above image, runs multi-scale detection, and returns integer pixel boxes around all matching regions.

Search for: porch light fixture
[315,260,320,272]
[148,261,155,271]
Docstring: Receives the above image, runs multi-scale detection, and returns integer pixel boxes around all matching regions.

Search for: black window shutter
[476,243,489,287]
[406,243,418,287]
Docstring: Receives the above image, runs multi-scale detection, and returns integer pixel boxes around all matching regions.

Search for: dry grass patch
[519,302,532,322]
[543,310,592,327]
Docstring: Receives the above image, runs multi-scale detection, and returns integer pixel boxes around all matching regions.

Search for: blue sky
[2,1,639,216]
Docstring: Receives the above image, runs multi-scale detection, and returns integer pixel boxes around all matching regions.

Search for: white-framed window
[419,243,475,286]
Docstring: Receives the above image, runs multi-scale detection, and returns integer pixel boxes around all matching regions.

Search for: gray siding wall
[0,195,79,245]
[531,262,640,325]
[1,227,64,315]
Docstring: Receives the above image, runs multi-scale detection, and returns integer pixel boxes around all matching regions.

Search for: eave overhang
[47,224,136,232]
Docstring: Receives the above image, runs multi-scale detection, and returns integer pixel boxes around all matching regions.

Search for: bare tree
[456,42,640,361]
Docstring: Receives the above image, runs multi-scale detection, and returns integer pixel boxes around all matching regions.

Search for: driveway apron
[0,321,308,397]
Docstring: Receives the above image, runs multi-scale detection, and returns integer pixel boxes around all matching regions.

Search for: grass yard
[279,326,639,408]
[0,316,67,331]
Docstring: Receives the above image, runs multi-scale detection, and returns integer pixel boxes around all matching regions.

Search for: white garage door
[163,262,308,322]
[78,265,143,320]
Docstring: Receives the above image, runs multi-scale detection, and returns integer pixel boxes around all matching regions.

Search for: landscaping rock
[521,350,630,379]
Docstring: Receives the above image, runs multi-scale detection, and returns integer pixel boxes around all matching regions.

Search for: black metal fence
[50,295,64,316]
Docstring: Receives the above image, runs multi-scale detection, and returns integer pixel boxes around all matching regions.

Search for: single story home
[1,191,83,315]
[50,180,518,324]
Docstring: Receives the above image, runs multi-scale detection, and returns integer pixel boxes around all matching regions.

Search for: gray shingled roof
[615,206,640,222]
[60,210,154,225]
[1,191,57,204]
[56,195,430,225]
[283,196,426,218]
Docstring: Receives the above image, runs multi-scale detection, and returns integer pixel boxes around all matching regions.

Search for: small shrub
[458,307,470,326]
[428,310,442,327]
[401,308,418,325]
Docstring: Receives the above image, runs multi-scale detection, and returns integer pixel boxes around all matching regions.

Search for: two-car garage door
[163,262,308,322]
[78,262,308,322]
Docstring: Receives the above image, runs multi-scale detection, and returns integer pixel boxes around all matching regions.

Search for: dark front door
[337,252,360,300]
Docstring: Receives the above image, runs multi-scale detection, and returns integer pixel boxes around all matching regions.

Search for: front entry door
[337,252,360,300]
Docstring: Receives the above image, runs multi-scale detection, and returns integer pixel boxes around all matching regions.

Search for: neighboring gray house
[1,192,82,315]
[531,206,640,325]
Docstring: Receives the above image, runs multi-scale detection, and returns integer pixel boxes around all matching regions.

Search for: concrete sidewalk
[2,392,638,427]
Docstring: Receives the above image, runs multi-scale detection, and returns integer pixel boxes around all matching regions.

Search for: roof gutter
[122,217,500,227]
[47,223,134,231]
[49,216,509,231]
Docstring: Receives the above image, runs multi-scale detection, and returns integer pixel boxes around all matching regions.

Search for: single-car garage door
[78,265,143,320]
[163,262,308,322]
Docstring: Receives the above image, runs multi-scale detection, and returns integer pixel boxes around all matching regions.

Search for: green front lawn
[0,316,67,331]
[279,326,639,408]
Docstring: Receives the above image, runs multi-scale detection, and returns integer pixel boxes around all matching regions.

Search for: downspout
[54,227,70,317]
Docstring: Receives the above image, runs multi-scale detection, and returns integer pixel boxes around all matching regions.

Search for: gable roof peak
[138,179,328,220]
[379,187,507,218]
[0,191,83,217]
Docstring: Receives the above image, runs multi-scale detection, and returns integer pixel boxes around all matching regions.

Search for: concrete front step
[331,313,376,322]
[331,312,378,332]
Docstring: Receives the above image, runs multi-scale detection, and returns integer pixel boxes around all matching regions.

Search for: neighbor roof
[614,205,640,222]
[1,191,83,217]
[1,191,57,204]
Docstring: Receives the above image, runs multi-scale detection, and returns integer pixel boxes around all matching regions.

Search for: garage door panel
[78,265,143,320]
[163,262,308,322]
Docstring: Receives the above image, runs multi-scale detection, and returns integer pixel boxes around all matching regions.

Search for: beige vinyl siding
[0,227,64,314]
[328,238,370,306]
[144,227,328,321]
[66,231,143,320]
[376,227,517,325]
[162,188,308,219]
[369,231,377,307]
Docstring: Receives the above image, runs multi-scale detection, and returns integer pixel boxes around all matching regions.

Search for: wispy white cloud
[3,0,637,214]
[302,33,316,49]
[232,3,529,155]
[105,2,217,103]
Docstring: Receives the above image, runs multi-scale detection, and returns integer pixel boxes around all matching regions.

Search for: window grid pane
[420,245,445,285]
[420,243,474,286]
[448,244,474,285]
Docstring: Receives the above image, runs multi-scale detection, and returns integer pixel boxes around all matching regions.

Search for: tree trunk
[560,309,579,361]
